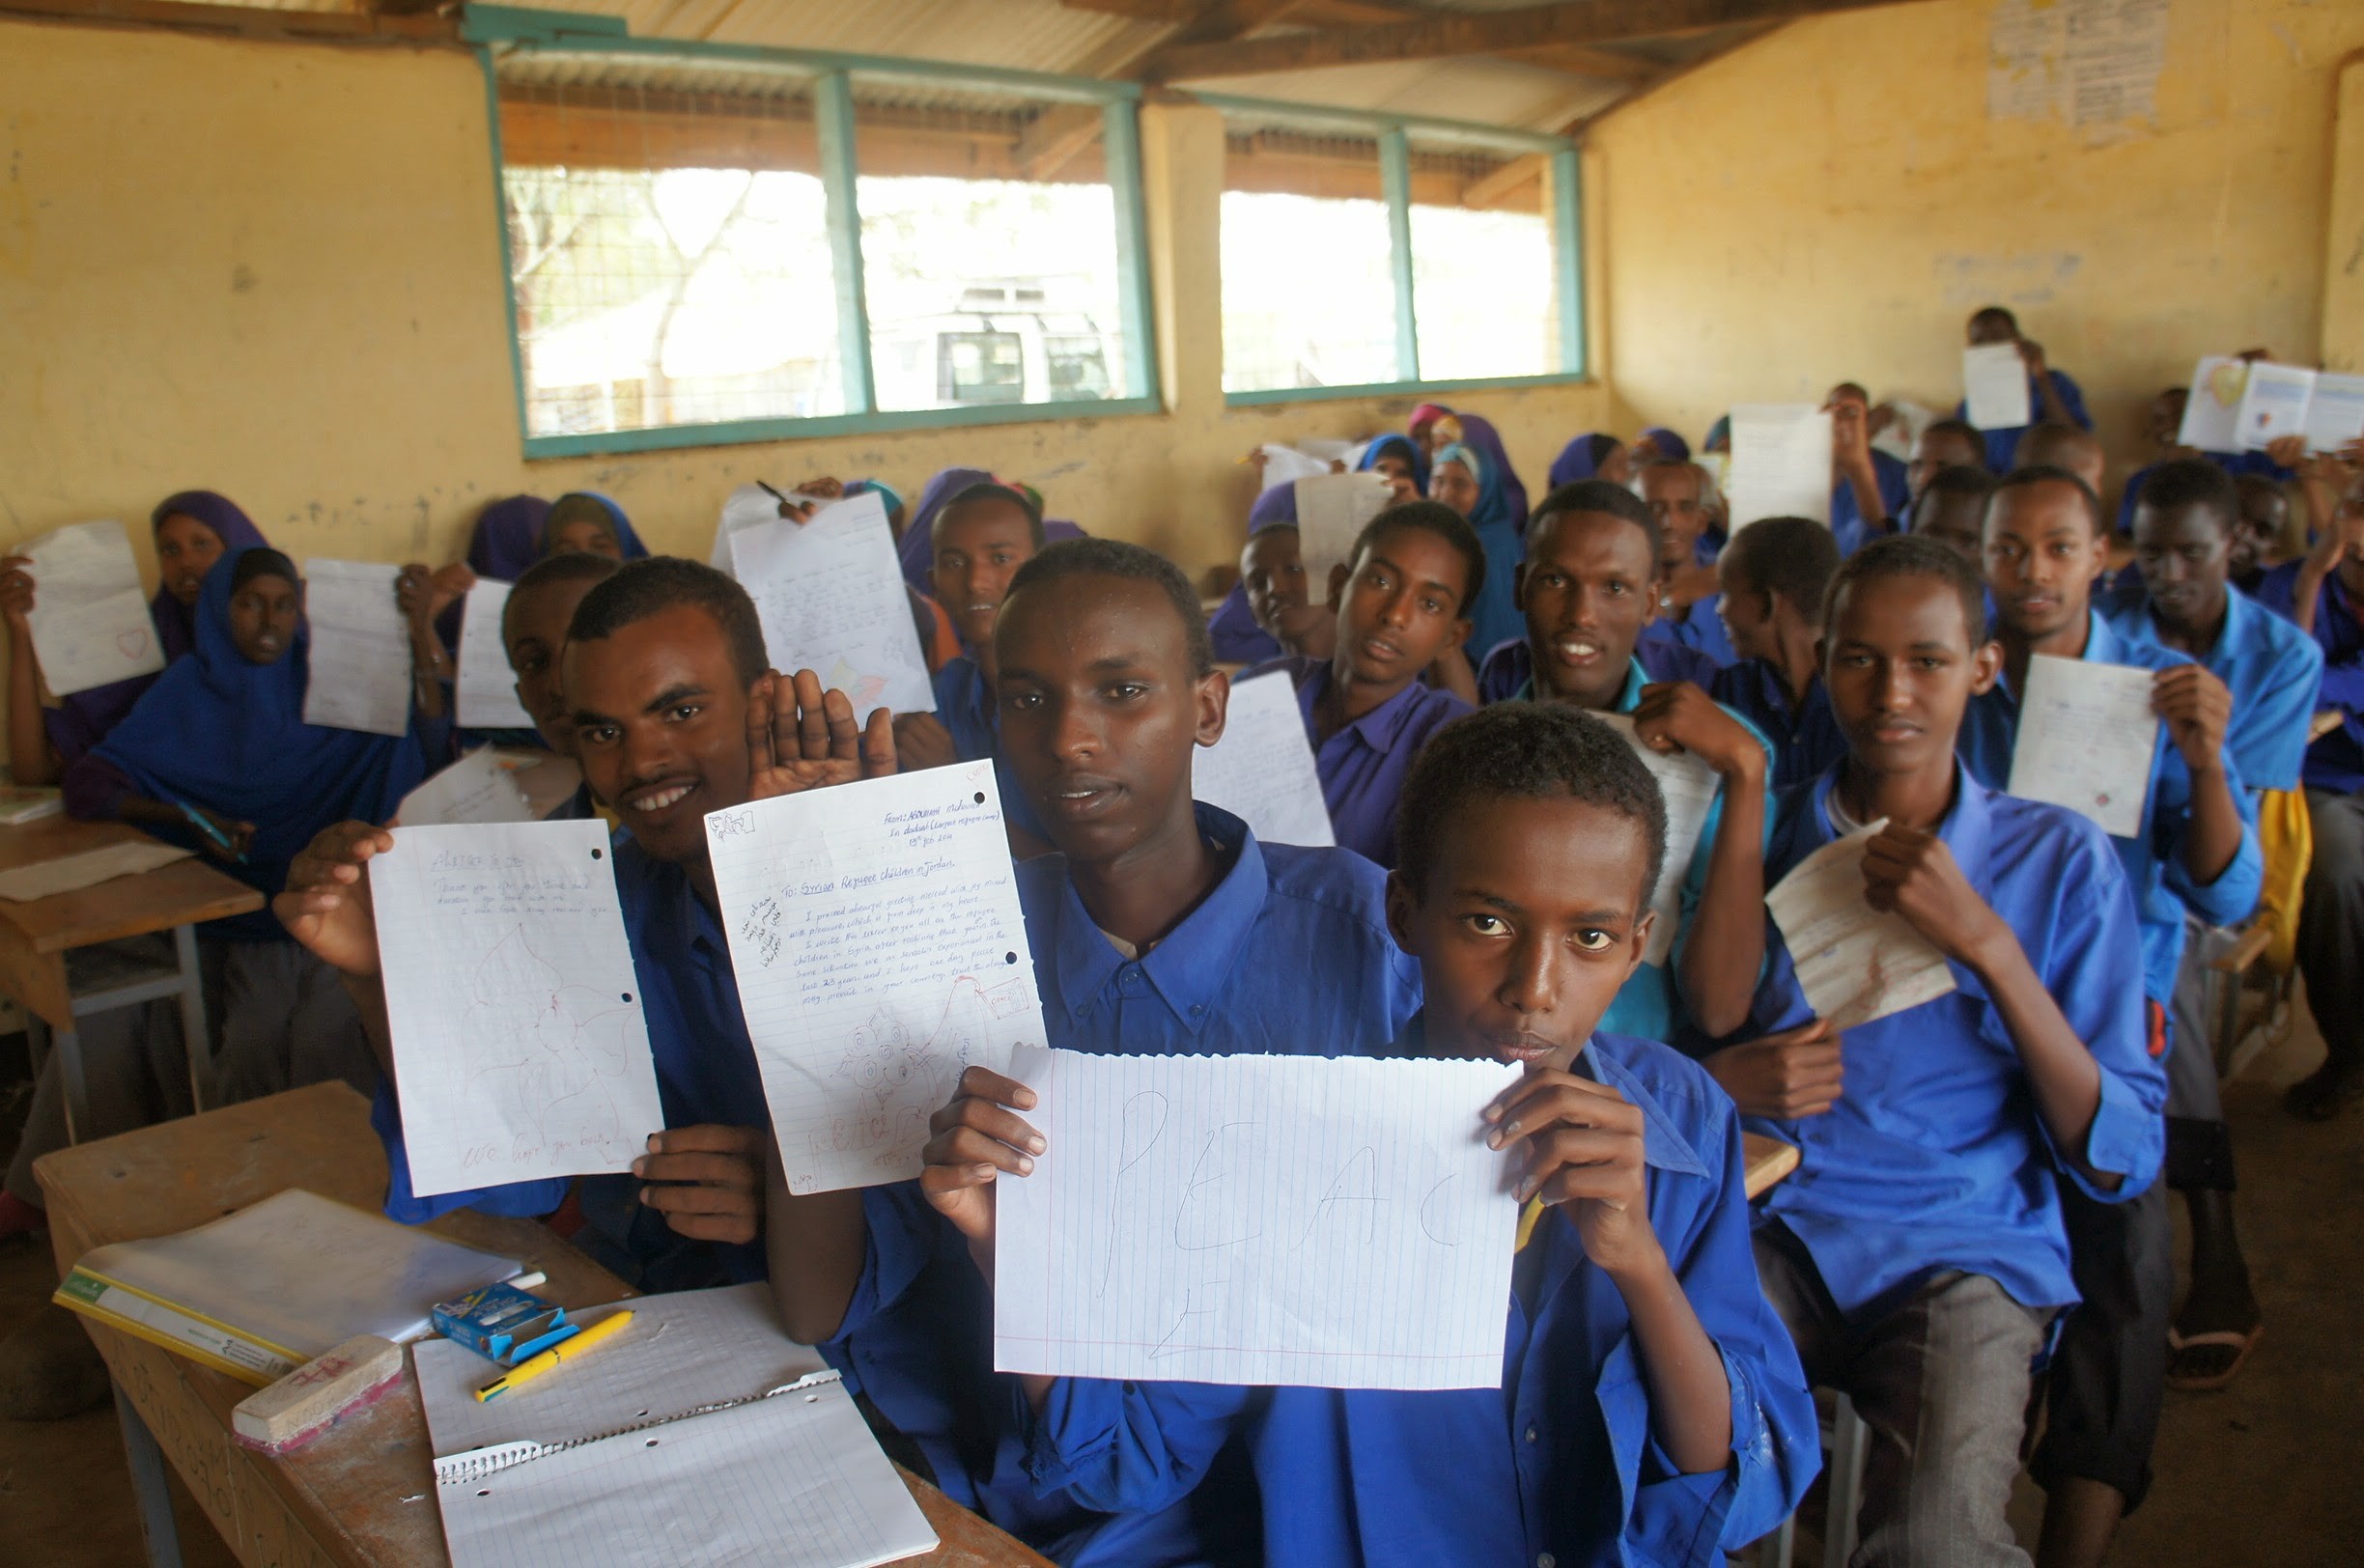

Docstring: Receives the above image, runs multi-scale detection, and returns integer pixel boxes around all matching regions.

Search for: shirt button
[1524,1425,1538,1443]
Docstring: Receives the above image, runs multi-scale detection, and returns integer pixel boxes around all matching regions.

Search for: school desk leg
[171,925,212,1113]
[26,1013,90,1144]
[113,1382,185,1568]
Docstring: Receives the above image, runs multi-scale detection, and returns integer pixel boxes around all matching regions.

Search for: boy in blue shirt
[1639,460,1738,665]
[1709,516,1847,789]
[1235,522,1335,664]
[1828,381,1912,556]
[925,701,1816,1566]
[1959,306,2092,473]
[1906,417,1988,503]
[1909,463,1997,565]
[1707,536,2160,1567]
[496,550,619,822]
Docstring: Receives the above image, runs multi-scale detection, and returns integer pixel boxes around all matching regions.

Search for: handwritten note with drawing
[704,761,1038,1194]
[1962,343,2033,431]
[996,1047,1521,1390]
[16,520,168,697]
[1766,820,1956,1030]
[1594,713,1720,966]
[1192,670,1334,847]
[455,580,535,730]
[1293,472,1394,602]
[727,490,934,725]
[1727,404,1832,529]
[2006,654,2156,839]
[397,749,535,827]
[301,559,412,737]
[369,821,661,1198]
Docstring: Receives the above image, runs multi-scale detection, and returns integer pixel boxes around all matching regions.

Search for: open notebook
[417,1282,940,1568]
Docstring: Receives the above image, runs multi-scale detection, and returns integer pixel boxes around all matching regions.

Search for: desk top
[35,1082,1050,1568]
[1742,1133,1800,1199]
[0,816,263,952]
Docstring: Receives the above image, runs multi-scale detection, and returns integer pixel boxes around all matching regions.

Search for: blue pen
[175,799,247,864]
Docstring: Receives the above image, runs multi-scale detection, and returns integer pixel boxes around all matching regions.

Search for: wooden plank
[1743,1132,1799,1199]
[1459,151,1543,209]
[5,856,263,954]
[0,0,456,45]
[2207,922,2273,975]
[0,912,72,1027]
[1562,20,1782,131]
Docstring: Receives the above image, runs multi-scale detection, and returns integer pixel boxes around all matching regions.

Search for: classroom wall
[1590,0,2364,485]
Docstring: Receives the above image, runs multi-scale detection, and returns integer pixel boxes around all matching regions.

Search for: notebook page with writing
[1593,713,1719,966]
[1192,670,1335,848]
[456,580,536,730]
[2234,361,2316,452]
[301,559,412,737]
[1765,820,1956,1030]
[2005,654,2157,839]
[996,1046,1521,1390]
[726,490,934,724]
[19,519,168,696]
[370,821,662,1197]
[704,761,1039,1194]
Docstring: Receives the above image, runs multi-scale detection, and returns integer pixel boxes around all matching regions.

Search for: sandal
[2166,1324,2264,1391]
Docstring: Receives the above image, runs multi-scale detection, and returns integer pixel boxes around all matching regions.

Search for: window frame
[470,17,1162,459]
[1199,94,1588,407]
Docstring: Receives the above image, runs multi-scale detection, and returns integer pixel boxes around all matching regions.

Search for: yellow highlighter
[474,1308,635,1403]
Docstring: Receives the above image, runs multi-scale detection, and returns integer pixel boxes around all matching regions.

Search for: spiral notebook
[416,1283,939,1568]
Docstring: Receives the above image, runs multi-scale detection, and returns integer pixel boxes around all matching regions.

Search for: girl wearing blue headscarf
[540,493,651,562]
[1358,433,1428,502]
[1429,439,1523,662]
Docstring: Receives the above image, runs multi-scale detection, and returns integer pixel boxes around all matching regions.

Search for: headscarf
[1357,434,1429,493]
[895,466,995,588]
[92,546,436,938]
[466,495,552,581]
[1447,413,1529,532]
[1248,483,1300,530]
[846,478,906,526]
[539,493,649,561]
[1408,404,1455,449]
[1640,426,1691,463]
[1433,443,1508,531]
[1547,433,1623,490]
[1704,414,1732,454]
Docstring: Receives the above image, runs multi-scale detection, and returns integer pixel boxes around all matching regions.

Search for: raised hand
[2152,663,2233,776]
[1484,1068,1659,1276]
[745,668,897,801]
[1632,680,1766,781]
[272,820,396,976]
[633,1125,765,1244]
[1702,1018,1843,1119]
[917,1066,1044,1254]
[891,712,960,772]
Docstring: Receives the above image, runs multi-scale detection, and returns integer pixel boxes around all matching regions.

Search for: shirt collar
[1302,661,1441,753]
[1511,656,1648,711]
[1807,753,1995,883]
[1049,803,1268,1034]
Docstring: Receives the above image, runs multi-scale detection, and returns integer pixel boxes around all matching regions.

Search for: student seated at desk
[2228,474,2287,596]
[540,491,649,561]
[278,558,896,1293]
[498,550,620,822]
[1429,434,1527,664]
[1709,517,1847,790]
[1960,306,2092,474]
[930,703,1817,1568]
[764,537,1423,1565]
[1707,537,2161,1568]
[1207,482,1303,667]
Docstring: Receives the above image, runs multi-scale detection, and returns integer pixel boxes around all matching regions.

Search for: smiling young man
[1638,461,1738,667]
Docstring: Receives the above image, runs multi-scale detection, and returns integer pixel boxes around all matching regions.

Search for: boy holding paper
[1708,516,1848,789]
[1960,307,2092,474]
[1713,536,2159,1566]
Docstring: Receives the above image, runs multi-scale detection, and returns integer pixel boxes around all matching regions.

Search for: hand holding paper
[14,520,169,696]
[726,490,933,725]
[1728,405,1833,529]
[1765,819,1957,1030]
[455,580,536,730]
[1592,711,1722,966]
[302,559,413,737]
[1294,472,1394,602]
[1962,344,2033,432]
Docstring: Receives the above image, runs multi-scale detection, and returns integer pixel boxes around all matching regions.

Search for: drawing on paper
[810,975,1025,1174]
[461,924,644,1166]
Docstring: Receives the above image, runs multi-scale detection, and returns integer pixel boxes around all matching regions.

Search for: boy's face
[1984,480,2106,642]
[1910,489,1986,564]
[994,572,1224,867]
[565,603,754,866]
[1640,463,1705,549]
[1371,454,1420,505]
[504,576,604,756]
[1516,510,1655,711]
[226,573,300,666]
[1334,526,1473,691]
[2232,481,2286,577]
[2131,501,2231,632]
[1715,560,1777,663]
[932,498,1037,649]
[1824,574,1999,778]
[1387,795,1652,1074]
[1240,529,1330,655]
[1908,429,1984,497]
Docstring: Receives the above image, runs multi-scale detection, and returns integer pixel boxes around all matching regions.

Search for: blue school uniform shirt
[1745,762,2163,1316]
[370,834,769,1291]
[1830,449,1912,557]
[822,806,1423,1564]
[1957,368,2092,474]
[1477,634,1718,704]
[2256,561,2364,794]
[2107,585,2324,795]
[1260,656,1472,868]
[1017,1021,1818,1568]
[1207,582,1283,665]
[1709,661,1848,792]
[1663,597,1738,666]
[932,655,1051,843]
[1957,609,2262,1004]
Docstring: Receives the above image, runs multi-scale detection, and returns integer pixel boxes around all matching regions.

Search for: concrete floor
[0,1000,2358,1567]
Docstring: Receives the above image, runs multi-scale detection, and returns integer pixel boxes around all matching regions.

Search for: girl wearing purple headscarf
[1546,432,1633,490]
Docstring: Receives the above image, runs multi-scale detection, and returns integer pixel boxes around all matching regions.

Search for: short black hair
[1829,380,1871,404]
[1723,517,1842,622]
[1920,415,1985,450]
[1915,463,1999,518]
[1532,479,1663,568]
[1824,534,1988,650]
[504,550,621,638]
[1350,501,1486,615]
[1002,537,1214,676]
[2133,459,2238,537]
[939,482,1047,551]
[1990,463,2104,539]
[1394,704,1668,912]
[2012,422,2101,472]
[1970,305,2018,335]
[231,548,298,592]
[566,556,769,687]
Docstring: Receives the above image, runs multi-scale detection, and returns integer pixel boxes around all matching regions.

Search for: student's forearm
[409,629,449,720]
[2292,553,2335,636]
[761,1143,868,1346]
[1610,1250,1733,1475]
[115,794,186,829]
[2181,760,2243,888]
[6,634,57,786]
[1965,927,2114,1186]
[1676,770,1765,1039]
[1843,463,1887,531]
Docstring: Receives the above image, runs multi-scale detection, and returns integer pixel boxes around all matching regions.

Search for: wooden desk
[0,815,263,1138]
[1743,1133,1801,1199]
[35,1082,1050,1568]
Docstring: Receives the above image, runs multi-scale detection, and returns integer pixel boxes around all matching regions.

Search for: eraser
[232,1334,405,1454]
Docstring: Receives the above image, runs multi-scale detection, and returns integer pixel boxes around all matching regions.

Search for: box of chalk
[231,1334,405,1454]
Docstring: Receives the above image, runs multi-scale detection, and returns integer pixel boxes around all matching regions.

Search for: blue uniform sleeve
[1016,1378,1253,1514]
[2238,634,2324,793]
[2154,744,2264,929]
[2036,842,2165,1199]
[1669,707,1778,1022]
[2318,656,2364,716]
[370,1078,568,1223]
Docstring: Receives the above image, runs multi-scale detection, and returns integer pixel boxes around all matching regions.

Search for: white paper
[1594,714,1719,966]
[456,580,535,730]
[704,760,1038,1194]
[16,520,167,697]
[1727,404,1834,529]
[726,490,934,724]
[2177,356,2248,452]
[1765,821,1958,1030]
[2005,653,2157,839]
[1962,343,2033,432]
[996,1046,1522,1390]
[300,559,412,737]
[0,839,190,902]
[2234,361,2317,453]
[711,483,789,571]
[1293,472,1395,602]
[1193,671,1335,848]
[368,821,663,1198]
[397,749,536,827]
[1257,444,1336,491]
[2304,373,2364,456]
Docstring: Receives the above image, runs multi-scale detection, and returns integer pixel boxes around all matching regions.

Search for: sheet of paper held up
[16,520,168,697]
[1293,471,1394,602]
[455,579,535,730]
[711,483,791,571]
[301,559,412,737]
[368,820,662,1197]
[2234,361,2316,452]
[1192,670,1335,848]
[997,1047,1521,1390]
[1256,444,1338,491]
[2005,654,2157,839]
[1961,343,2033,432]
[727,490,934,725]
[1594,713,1720,966]
[2304,373,2364,456]
[1727,404,1833,529]
[704,760,1039,1194]
[396,748,535,827]
[1765,821,1957,1031]
[2177,356,2248,451]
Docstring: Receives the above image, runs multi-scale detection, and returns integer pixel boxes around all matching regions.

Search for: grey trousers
[2165,918,2234,1190]
[1755,1225,2052,1568]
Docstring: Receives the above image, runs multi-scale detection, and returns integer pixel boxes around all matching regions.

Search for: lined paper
[301,559,412,737]
[996,1047,1521,1390]
[456,580,536,730]
[704,761,1039,1194]
[2006,654,2157,839]
[1961,344,2033,431]
[16,520,167,696]
[1727,405,1833,528]
[1293,472,1394,602]
[1193,670,1335,848]
[1766,820,1957,1030]
[369,821,661,1197]
[1594,713,1719,966]
[726,490,934,724]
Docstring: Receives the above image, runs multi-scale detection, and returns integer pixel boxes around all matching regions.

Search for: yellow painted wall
[1590,0,2364,482]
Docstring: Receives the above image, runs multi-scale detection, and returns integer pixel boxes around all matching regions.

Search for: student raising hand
[1483,1069,1656,1274]
[1703,1018,1844,1120]
[745,667,896,801]
[633,1126,766,1245]
[917,1064,1044,1275]
[275,821,394,978]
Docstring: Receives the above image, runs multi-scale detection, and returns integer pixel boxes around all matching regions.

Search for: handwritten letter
[1193,671,1335,848]
[301,559,412,737]
[369,821,661,1197]
[1727,405,1833,529]
[704,761,1038,1194]
[1765,821,1958,1030]
[1293,472,1394,601]
[727,490,934,725]
[2006,654,2157,839]
[16,520,168,698]
[456,580,535,730]
[1594,714,1720,966]
[1961,344,2033,432]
